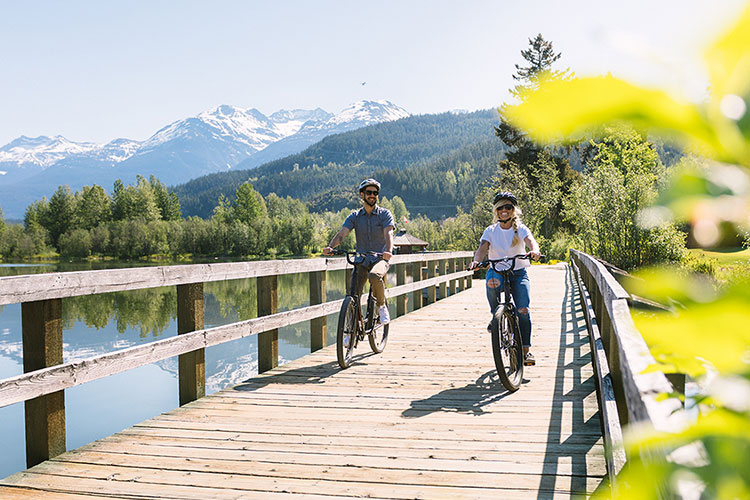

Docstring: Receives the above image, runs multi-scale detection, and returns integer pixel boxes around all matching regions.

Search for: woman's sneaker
[524,352,536,366]
[379,306,390,325]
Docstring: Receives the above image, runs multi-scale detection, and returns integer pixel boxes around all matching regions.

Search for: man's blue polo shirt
[343,206,395,254]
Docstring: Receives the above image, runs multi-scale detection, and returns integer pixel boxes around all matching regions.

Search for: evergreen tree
[494,34,578,240]
[149,175,182,221]
[44,185,77,246]
[0,204,4,236]
[230,182,267,225]
[74,185,112,230]
[112,176,161,221]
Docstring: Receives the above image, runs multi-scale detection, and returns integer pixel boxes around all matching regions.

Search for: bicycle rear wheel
[491,305,524,391]
[336,296,358,369]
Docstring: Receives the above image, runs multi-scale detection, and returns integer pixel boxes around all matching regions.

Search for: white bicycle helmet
[358,178,381,192]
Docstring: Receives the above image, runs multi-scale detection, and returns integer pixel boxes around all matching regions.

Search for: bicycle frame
[338,251,385,338]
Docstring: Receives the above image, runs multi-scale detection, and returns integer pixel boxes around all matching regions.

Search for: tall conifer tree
[493,34,579,240]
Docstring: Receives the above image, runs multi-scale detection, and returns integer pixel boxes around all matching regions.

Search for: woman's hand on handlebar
[322,246,334,256]
[469,260,483,270]
[528,251,542,262]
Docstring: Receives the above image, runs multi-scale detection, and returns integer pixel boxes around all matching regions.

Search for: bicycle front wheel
[368,320,389,353]
[491,305,524,391]
[337,296,358,369]
[367,296,389,353]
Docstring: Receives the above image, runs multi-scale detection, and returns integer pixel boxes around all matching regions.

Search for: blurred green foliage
[507,4,750,499]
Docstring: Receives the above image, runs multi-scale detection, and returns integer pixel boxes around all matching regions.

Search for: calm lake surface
[0,259,407,479]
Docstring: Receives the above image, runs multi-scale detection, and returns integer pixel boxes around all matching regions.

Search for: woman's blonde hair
[492,199,523,246]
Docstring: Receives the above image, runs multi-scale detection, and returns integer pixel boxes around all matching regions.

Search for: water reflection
[0,261,349,480]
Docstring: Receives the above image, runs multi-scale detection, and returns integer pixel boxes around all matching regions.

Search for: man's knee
[518,307,529,315]
[369,272,383,283]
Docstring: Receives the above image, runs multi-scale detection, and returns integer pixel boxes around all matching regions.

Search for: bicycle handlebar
[328,249,385,266]
[470,253,546,272]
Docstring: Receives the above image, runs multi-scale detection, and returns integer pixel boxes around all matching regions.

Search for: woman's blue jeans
[485,268,532,347]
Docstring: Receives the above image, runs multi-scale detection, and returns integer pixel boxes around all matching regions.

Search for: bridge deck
[0,264,606,499]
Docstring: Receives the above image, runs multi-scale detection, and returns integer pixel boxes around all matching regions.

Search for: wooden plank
[177,282,205,405]
[0,252,473,306]
[21,299,66,468]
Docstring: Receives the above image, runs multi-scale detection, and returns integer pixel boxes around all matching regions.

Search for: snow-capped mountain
[0,100,408,218]
[235,100,410,170]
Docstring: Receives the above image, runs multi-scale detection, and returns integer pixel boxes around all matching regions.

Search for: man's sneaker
[524,352,536,366]
[379,306,390,325]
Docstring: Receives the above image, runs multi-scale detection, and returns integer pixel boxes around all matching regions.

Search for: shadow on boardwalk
[536,266,603,499]
[400,370,520,417]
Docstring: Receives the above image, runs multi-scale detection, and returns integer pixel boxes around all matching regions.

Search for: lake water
[0,260,406,479]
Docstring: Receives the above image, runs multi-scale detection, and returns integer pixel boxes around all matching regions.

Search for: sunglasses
[495,203,514,211]
[364,190,379,196]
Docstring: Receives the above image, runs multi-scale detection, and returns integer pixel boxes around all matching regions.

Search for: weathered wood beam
[396,264,406,317]
[410,262,423,310]
[257,276,278,374]
[177,283,205,406]
[309,271,326,352]
[21,299,66,468]
[0,252,473,306]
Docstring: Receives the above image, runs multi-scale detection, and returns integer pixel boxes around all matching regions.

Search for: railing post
[410,261,423,310]
[310,271,326,352]
[258,275,279,373]
[438,260,447,300]
[396,263,406,316]
[177,283,205,405]
[22,299,65,468]
[465,258,473,288]
[457,258,466,292]
[426,261,436,305]
[448,259,457,296]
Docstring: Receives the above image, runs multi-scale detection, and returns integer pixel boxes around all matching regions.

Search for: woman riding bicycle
[469,191,541,366]
[323,178,395,325]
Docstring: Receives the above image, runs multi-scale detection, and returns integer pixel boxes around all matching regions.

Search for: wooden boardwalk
[0,264,606,499]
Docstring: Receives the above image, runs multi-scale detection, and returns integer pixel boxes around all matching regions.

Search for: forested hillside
[173,110,504,218]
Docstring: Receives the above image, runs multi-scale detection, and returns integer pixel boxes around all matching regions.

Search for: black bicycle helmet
[493,191,517,206]
[358,178,381,192]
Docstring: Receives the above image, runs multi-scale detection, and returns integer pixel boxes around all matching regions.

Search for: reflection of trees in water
[32,268,349,344]
[64,287,177,339]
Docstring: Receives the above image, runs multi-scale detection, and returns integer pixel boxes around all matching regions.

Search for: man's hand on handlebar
[469,260,482,270]
[323,246,334,256]
[383,251,392,261]
[528,251,542,262]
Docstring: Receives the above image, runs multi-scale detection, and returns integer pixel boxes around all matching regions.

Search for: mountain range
[0,100,409,218]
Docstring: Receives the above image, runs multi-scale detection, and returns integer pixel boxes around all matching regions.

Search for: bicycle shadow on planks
[400,370,520,418]
[230,352,381,392]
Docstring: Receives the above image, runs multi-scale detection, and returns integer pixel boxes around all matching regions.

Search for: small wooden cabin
[393,230,428,254]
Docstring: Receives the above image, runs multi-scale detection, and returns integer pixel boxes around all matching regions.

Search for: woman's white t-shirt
[480,222,532,270]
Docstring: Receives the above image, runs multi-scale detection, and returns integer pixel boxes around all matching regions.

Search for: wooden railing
[0,251,474,468]
[569,249,686,495]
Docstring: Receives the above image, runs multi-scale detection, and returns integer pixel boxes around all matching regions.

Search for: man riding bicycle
[323,178,395,325]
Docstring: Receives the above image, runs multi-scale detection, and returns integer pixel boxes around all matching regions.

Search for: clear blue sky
[0,0,745,146]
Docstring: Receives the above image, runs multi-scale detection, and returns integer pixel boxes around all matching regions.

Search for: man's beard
[364,197,377,207]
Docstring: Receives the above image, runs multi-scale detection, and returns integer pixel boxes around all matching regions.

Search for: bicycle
[329,250,389,369]
[474,253,543,392]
